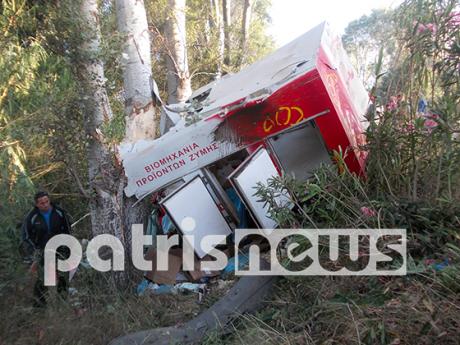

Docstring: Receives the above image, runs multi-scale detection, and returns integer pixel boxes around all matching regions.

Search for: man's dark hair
[34,191,49,202]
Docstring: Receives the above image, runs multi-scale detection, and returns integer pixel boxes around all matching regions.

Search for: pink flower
[448,11,460,28]
[386,96,399,111]
[425,259,436,266]
[426,23,437,34]
[416,23,437,35]
[426,112,439,120]
[416,23,427,33]
[424,118,438,133]
[361,206,377,217]
[402,122,416,133]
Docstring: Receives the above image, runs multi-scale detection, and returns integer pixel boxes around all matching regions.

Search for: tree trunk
[115,0,156,141]
[164,0,192,104]
[115,0,156,262]
[222,0,231,67]
[209,0,224,77]
[238,0,252,66]
[79,0,127,285]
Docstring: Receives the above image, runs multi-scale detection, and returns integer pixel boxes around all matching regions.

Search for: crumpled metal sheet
[120,21,369,199]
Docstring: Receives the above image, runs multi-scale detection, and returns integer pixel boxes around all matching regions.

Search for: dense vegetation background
[0,0,459,344]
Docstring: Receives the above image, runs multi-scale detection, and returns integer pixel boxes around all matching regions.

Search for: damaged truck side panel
[121,22,368,200]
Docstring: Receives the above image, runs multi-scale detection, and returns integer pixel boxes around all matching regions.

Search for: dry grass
[0,259,230,345]
[2,259,459,345]
[203,274,460,345]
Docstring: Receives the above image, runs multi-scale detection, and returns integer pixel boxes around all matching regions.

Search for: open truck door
[266,120,331,182]
[160,175,233,258]
[227,120,330,229]
[228,147,289,229]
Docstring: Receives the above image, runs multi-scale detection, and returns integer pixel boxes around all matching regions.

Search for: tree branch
[65,163,91,199]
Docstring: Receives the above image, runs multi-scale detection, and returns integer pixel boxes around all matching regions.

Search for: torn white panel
[159,106,181,135]
[189,22,325,117]
[189,79,217,102]
[123,118,239,198]
[119,113,188,162]
[157,22,327,132]
[150,76,163,106]
[119,139,156,160]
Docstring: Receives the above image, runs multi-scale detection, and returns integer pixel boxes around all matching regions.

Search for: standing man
[22,191,71,306]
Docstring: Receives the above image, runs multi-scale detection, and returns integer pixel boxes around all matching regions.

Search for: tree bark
[209,0,224,77]
[79,0,126,284]
[115,0,156,141]
[115,0,156,264]
[164,0,192,104]
[238,0,252,66]
[222,0,231,67]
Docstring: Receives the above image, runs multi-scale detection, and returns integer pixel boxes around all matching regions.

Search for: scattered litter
[425,258,450,271]
[175,282,206,294]
[221,254,250,278]
[136,279,150,295]
[175,272,189,282]
[161,215,175,235]
[147,283,175,295]
[137,279,206,296]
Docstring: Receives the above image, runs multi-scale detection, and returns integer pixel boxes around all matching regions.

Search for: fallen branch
[109,261,277,345]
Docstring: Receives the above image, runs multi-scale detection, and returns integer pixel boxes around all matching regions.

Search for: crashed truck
[121,21,369,289]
